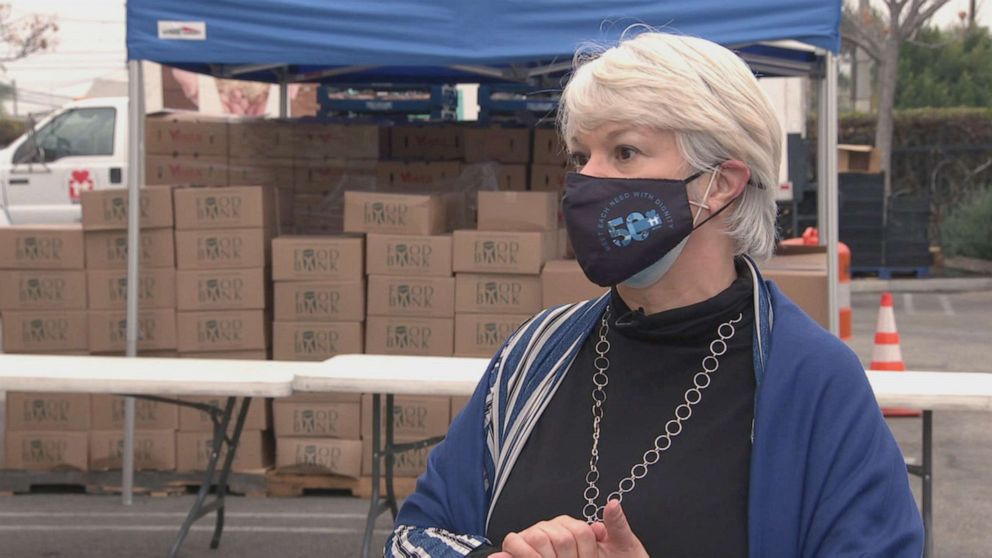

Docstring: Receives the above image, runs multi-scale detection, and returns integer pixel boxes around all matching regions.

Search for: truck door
[7,106,118,224]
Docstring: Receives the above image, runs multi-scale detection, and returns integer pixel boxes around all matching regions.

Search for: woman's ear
[710,160,750,206]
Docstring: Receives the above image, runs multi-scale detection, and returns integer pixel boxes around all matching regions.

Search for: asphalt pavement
[0,289,989,557]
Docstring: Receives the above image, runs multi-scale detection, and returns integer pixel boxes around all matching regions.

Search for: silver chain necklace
[582,306,743,523]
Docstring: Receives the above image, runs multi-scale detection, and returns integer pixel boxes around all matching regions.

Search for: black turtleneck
[484,261,755,557]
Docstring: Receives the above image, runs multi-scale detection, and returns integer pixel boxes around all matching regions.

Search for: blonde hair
[558,30,782,260]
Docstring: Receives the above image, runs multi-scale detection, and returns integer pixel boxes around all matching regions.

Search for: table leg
[385,394,399,519]
[210,396,252,550]
[361,393,383,558]
[922,411,933,558]
[169,397,235,558]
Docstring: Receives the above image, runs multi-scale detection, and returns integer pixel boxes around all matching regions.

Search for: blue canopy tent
[122,0,842,549]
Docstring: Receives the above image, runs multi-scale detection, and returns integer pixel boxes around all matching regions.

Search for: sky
[3,0,990,115]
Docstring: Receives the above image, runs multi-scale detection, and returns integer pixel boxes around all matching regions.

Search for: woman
[387,31,924,557]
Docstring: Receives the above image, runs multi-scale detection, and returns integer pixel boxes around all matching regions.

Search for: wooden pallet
[0,469,268,497]
[266,469,418,499]
[851,265,930,279]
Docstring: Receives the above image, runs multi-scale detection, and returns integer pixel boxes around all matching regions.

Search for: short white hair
[559,30,782,261]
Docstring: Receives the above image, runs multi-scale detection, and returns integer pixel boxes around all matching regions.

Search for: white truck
[0,96,129,225]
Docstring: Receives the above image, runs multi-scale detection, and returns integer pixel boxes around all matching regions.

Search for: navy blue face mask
[561,170,733,287]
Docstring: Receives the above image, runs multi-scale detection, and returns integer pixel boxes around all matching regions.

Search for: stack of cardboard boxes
[4,392,90,472]
[145,114,229,187]
[175,395,273,474]
[271,235,365,361]
[529,126,570,194]
[452,192,558,358]
[173,185,275,359]
[273,394,363,478]
[82,188,178,357]
[89,395,177,472]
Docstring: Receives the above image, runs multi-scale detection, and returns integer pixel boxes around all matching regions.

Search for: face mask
[561,169,728,287]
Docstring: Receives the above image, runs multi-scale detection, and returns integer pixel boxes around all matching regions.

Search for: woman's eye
[616,146,637,161]
[570,153,589,169]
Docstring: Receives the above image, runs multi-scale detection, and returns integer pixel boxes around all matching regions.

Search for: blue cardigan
[387,261,924,557]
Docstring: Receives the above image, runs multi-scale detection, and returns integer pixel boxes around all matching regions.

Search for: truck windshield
[13,107,116,164]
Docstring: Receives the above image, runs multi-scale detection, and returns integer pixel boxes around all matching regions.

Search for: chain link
[582,307,743,523]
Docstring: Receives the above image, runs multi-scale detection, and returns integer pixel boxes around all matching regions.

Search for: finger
[489,553,512,558]
[503,531,544,558]
[519,527,557,558]
[603,501,637,548]
[552,516,597,558]
[589,521,607,542]
[535,520,578,558]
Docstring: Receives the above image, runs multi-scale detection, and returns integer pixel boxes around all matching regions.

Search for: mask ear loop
[689,169,720,226]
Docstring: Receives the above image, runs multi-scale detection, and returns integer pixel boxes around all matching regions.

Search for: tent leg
[123,58,146,507]
[817,51,839,337]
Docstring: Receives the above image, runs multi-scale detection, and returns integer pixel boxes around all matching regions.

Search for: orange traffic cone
[870,292,920,417]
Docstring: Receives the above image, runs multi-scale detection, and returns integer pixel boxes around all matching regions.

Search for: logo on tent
[158,21,207,41]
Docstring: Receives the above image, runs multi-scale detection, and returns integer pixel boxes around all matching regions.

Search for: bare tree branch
[903,0,953,38]
[0,8,57,68]
[842,7,884,58]
[841,35,882,61]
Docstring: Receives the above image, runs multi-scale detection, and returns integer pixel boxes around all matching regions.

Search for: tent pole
[123,59,146,506]
[279,79,289,118]
[817,52,840,336]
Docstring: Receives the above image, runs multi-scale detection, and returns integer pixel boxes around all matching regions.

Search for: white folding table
[0,354,298,558]
[294,354,489,558]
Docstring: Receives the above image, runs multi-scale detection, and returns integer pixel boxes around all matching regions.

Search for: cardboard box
[145,154,228,187]
[275,437,362,477]
[84,228,175,270]
[178,396,271,432]
[271,236,364,282]
[272,321,363,361]
[293,159,378,193]
[496,164,527,191]
[229,157,295,189]
[451,396,471,423]
[176,268,267,311]
[0,270,87,310]
[87,268,176,310]
[176,310,269,352]
[178,350,269,360]
[452,230,556,275]
[390,126,462,160]
[478,191,558,232]
[362,434,438,477]
[90,395,179,430]
[761,249,829,330]
[365,234,452,277]
[175,228,270,270]
[88,430,176,471]
[80,187,174,231]
[541,259,607,307]
[176,430,273,473]
[5,431,88,471]
[274,281,365,322]
[274,400,360,438]
[360,394,450,440]
[464,127,531,163]
[367,275,454,318]
[455,274,542,315]
[173,186,277,231]
[293,122,389,160]
[281,393,362,404]
[145,114,228,156]
[532,128,569,166]
[455,313,530,357]
[530,164,569,192]
[375,161,461,190]
[0,225,85,269]
[87,309,177,353]
[1,311,88,353]
[838,144,881,173]
[365,316,453,357]
[6,392,89,431]
[343,191,448,235]
[229,119,293,159]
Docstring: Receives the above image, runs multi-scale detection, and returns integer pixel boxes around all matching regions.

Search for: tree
[897,25,992,108]
[0,4,58,68]
[842,0,952,197]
